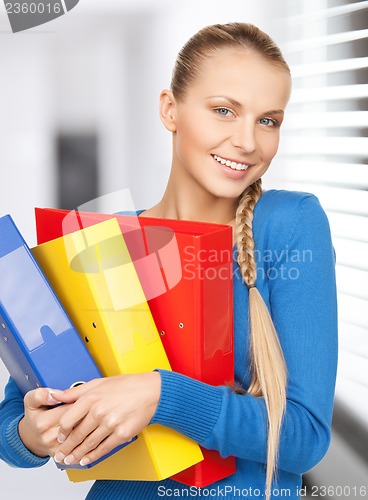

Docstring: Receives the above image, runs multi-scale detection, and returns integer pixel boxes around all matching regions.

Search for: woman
[0,23,338,500]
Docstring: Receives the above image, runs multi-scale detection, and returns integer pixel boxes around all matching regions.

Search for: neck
[149,169,239,226]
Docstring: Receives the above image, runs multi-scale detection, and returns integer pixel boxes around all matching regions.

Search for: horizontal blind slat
[339,321,368,358]
[331,238,368,271]
[327,212,368,243]
[335,240,368,271]
[284,112,368,129]
[278,136,368,156]
[270,160,368,188]
[291,57,368,77]
[285,29,368,52]
[290,84,368,103]
[336,265,368,300]
[338,293,368,328]
[284,1,368,23]
[337,350,368,386]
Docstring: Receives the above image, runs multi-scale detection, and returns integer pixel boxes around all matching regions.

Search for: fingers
[54,421,109,466]
[78,433,135,467]
[55,396,110,461]
[24,388,64,410]
[55,423,134,467]
[56,395,92,442]
[50,379,101,404]
[54,399,134,466]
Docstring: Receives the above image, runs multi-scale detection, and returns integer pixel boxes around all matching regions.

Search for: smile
[212,154,250,171]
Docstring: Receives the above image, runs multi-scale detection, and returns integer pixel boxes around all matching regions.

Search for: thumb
[24,388,64,410]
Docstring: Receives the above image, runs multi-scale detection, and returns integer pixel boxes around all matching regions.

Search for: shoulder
[256,189,320,215]
[253,189,330,248]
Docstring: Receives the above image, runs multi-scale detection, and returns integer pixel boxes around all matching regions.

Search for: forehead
[188,48,291,108]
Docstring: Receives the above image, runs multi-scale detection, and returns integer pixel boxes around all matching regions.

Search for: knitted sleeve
[151,192,338,475]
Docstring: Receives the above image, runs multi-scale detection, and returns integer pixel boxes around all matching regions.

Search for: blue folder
[0,214,102,394]
[0,214,132,469]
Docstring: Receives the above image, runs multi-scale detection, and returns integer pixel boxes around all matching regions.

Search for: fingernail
[54,452,65,463]
[47,393,59,405]
[64,454,75,465]
[47,390,63,405]
[80,457,91,466]
[57,433,66,444]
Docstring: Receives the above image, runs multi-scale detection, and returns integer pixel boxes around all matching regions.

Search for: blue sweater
[0,190,338,499]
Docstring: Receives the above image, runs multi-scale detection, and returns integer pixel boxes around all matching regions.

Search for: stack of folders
[35,208,236,487]
[31,214,203,482]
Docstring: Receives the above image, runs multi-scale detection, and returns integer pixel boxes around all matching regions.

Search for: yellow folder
[31,218,203,482]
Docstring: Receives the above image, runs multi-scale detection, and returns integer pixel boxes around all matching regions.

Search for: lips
[212,154,252,171]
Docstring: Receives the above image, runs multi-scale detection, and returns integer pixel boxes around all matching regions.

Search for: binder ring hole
[70,381,85,388]
[92,322,97,328]
[179,323,184,329]
[160,331,165,336]
[84,336,89,343]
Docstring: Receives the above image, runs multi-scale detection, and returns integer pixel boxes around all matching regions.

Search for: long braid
[236,179,287,500]
[236,179,263,289]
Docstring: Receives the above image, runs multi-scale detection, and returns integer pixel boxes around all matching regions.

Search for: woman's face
[164,48,291,201]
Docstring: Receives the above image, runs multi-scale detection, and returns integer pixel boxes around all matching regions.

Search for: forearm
[151,369,332,474]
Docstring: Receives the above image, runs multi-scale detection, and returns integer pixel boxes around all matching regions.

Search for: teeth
[213,155,249,171]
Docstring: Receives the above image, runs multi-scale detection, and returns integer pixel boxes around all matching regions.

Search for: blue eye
[259,117,278,127]
[215,107,233,117]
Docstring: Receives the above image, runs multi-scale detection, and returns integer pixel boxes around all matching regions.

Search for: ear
[159,89,177,132]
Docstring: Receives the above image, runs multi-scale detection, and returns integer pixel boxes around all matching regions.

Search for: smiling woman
[0,22,338,500]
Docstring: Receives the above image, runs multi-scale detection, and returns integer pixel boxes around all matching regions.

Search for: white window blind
[264,0,368,429]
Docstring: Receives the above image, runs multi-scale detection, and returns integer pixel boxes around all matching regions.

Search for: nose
[231,118,256,154]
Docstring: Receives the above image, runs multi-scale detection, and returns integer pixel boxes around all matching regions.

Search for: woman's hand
[18,388,72,458]
[51,372,161,467]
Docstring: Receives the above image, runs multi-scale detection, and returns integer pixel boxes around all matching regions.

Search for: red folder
[35,207,236,487]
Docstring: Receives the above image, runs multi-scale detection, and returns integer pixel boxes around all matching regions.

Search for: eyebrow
[264,109,285,116]
[206,96,242,108]
[206,96,285,116]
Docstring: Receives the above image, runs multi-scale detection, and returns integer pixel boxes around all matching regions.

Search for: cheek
[258,133,280,162]
[175,108,217,154]
[175,117,199,149]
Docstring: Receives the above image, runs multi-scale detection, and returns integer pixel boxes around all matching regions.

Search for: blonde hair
[236,179,287,496]
[171,23,289,497]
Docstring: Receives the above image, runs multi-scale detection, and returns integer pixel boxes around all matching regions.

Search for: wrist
[18,417,49,459]
[146,371,161,421]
